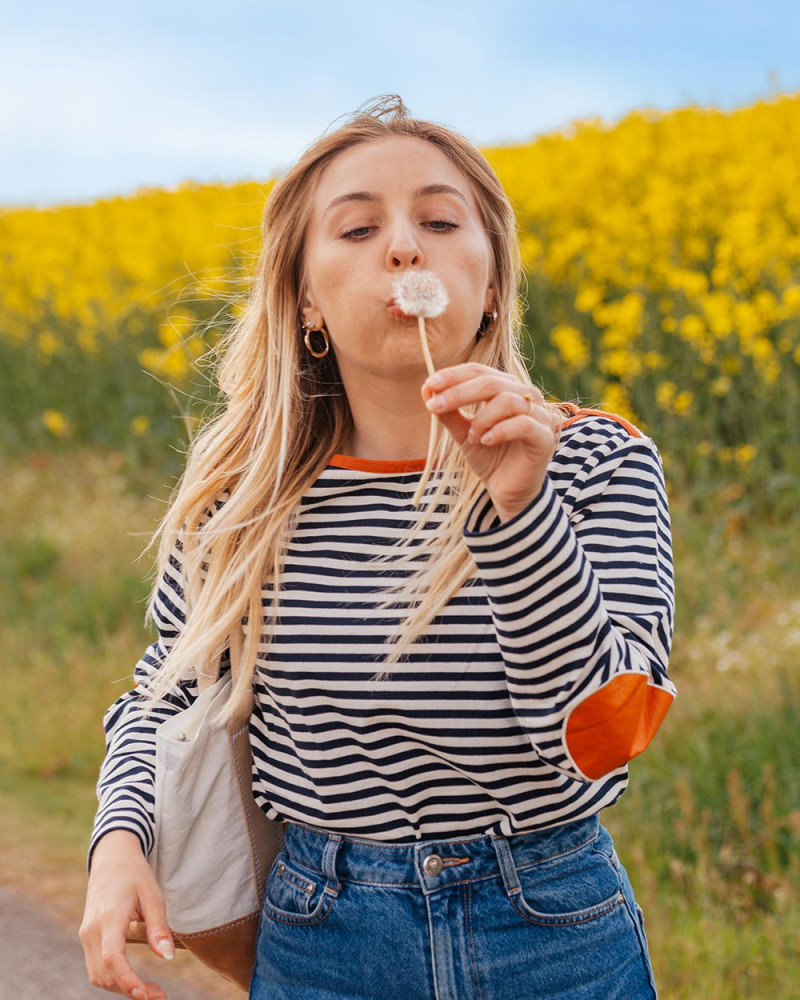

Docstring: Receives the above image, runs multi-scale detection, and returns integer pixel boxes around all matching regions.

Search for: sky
[2,0,799,207]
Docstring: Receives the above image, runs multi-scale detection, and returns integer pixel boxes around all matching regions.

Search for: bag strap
[195,624,254,727]
[224,625,280,904]
[225,625,255,730]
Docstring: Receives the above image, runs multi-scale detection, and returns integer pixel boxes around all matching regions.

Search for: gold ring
[523,392,536,414]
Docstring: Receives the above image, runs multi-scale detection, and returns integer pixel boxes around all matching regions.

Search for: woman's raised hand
[79,830,173,1000]
[423,363,557,523]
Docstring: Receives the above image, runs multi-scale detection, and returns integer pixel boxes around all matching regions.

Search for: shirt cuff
[464,475,554,540]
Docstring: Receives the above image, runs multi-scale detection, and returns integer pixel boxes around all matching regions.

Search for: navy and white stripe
[91,415,675,860]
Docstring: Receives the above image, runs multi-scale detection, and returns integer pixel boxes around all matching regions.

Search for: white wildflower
[393,270,449,318]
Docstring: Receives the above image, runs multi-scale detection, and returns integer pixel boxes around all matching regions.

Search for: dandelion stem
[418,315,436,376]
[413,315,437,507]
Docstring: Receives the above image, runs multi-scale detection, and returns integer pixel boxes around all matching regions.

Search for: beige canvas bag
[127,633,283,991]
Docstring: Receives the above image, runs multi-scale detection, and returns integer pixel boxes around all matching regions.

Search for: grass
[604,491,800,997]
[2,450,798,999]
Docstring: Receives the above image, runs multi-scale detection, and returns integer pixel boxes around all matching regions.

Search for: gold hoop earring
[303,323,330,358]
[476,310,497,339]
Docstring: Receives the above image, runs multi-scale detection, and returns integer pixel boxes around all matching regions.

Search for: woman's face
[301,136,494,383]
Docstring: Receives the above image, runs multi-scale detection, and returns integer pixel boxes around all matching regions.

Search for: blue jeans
[250,815,658,999]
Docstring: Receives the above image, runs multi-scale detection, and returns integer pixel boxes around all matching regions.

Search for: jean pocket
[261,854,335,926]
[508,839,625,927]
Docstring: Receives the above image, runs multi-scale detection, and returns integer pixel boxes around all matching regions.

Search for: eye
[425,220,460,232]
[341,225,374,240]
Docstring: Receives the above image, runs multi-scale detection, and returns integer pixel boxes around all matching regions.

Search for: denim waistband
[282,815,601,891]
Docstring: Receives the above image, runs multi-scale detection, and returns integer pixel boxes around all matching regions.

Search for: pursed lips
[387,298,414,320]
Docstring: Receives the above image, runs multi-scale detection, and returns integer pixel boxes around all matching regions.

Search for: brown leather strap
[226,625,256,730]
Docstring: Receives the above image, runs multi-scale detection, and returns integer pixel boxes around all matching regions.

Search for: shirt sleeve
[463,416,676,783]
[88,542,200,867]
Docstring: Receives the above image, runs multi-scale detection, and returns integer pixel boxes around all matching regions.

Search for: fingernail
[480,431,495,445]
[425,373,444,389]
[157,939,175,960]
[426,394,445,412]
[132,990,146,1000]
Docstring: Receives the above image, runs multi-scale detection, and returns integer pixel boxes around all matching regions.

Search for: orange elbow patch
[566,673,674,780]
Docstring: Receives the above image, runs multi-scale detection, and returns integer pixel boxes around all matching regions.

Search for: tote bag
[128,642,284,991]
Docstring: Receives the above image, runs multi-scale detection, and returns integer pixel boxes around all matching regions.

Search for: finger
[419,378,472,441]
[477,413,556,452]
[96,930,155,1000]
[522,387,546,410]
[466,391,550,444]
[81,918,127,995]
[141,888,174,962]
[432,407,474,450]
[140,982,168,1000]
[425,362,496,389]
[424,372,520,413]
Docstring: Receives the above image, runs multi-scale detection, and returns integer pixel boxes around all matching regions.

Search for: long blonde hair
[146,96,536,712]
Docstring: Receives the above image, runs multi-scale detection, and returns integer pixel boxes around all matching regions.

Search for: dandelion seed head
[393,270,449,318]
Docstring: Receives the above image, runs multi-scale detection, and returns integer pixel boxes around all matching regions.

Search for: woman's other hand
[424,363,557,523]
[79,830,173,999]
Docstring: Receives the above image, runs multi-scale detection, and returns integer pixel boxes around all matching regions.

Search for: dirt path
[0,884,239,1000]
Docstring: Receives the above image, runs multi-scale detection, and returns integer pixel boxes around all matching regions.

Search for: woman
[81,96,676,1000]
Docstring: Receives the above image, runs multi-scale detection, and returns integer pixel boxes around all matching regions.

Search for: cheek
[306,252,362,316]
[451,234,492,291]
[449,250,492,316]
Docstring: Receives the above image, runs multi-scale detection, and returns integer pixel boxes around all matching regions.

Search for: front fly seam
[464,882,485,1000]
[425,893,442,1000]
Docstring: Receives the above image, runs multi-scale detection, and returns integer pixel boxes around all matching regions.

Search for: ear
[483,283,495,314]
[299,288,324,331]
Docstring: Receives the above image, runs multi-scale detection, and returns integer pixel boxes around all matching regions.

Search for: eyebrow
[323,183,469,217]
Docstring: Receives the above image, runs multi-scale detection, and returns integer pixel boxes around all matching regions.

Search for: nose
[386,220,423,270]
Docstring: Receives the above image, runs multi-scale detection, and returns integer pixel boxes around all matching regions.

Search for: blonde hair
[146,96,540,712]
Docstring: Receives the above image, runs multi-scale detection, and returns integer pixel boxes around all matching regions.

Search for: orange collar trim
[558,403,642,438]
[328,454,428,474]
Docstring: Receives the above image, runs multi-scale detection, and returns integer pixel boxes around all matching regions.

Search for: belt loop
[321,834,343,896]
[491,835,520,897]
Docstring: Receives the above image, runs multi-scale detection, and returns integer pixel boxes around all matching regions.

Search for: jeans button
[423,854,444,877]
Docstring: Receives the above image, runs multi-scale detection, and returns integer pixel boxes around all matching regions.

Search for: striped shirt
[91,412,676,859]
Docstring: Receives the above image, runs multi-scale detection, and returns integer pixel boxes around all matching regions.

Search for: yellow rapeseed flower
[601,383,641,428]
[643,351,667,369]
[139,346,190,381]
[575,285,604,314]
[42,409,69,438]
[38,331,60,359]
[672,390,694,416]
[656,381,676,409]
[734,444,757,465]
[550,324,590,370]
[600,349,643,381]
[781,285,800,314]
[130,415,151,436]
[158,312,196,347]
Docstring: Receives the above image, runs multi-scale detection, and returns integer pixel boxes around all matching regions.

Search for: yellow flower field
[2,94,799,508]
